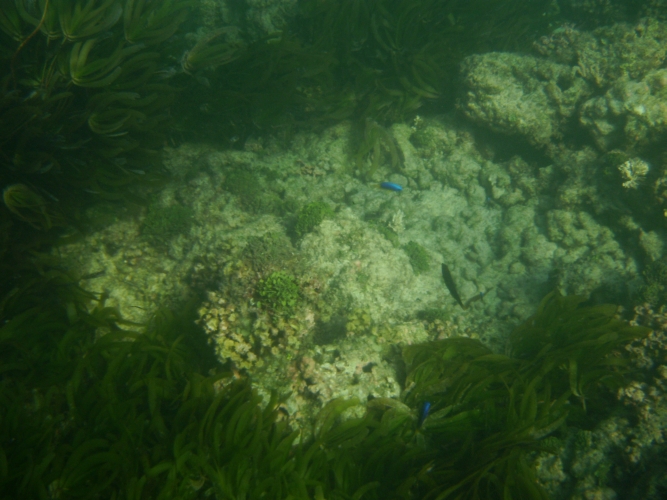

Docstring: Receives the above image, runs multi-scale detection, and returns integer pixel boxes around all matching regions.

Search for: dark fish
[380,182,402,192]
[441,263,465,309]
[418,401,431,427]
[80,270,106,280]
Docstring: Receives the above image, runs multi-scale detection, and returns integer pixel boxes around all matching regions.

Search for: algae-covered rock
[460,52,592,147]
[257,271,300,313]
[580,69,667,149]
[403,240,431,274]
[142,203,194,244]
[295,201,333,237]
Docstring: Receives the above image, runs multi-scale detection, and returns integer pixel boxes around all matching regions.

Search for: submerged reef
[459,17,667,301]
[461,19,667,151]
[2,266,654,499]
[295,201,333,237]
[141,202,194,245]
[26,7,667,498]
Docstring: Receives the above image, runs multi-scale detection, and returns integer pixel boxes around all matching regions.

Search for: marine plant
[351,118,403,179]
[0,0,190,224]
[639,256,667,308]
[403,240,430,274]
[400,290,650,499]
[0,260,652,500]
[257,271,300,313]
[171,32,335,144]
[297,0,556,177]
[141,201,193,245]
[295,201,333,237]
[0,270,305,499]
[180,27,245,75]
[2,183,64,230]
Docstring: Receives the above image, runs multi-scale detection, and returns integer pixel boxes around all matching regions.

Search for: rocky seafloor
[54,17,667,500]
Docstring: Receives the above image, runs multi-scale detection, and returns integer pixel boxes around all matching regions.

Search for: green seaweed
[639,257,667,308]
[141,202,193,245]
[257,271,300,313]
[403,240,430,274]
[295,201,333,237]
[297,0,555,178]
[0,0,189,225]
[0,256,650,500]
[400,290,649,499]
[352,118,402,179]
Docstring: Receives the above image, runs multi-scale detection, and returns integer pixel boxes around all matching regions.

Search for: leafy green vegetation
[0,0,191,215]
[295,0,556,176]
[1,264,649,500]
[403,240,431,274]
[257,271,300,313]
[141,202,193,245]
[295,201,333,237]
[639,257,667,308]
[400,290,650,499]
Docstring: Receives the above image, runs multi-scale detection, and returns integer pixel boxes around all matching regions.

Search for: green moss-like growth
[224,169,282,214]
[639,257,667,308]
[295,201,333,237]
[417,307,451,323]
[257,271,300,313]
[141,203,193,244]
[403,240,430,274]
[245,232,295,272]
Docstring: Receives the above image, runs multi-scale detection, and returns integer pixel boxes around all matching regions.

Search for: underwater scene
[4,0,667,498]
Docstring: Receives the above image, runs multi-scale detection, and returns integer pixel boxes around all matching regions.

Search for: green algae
[141,202,193,245]
[0,271,651,499]
[295,201,333,237]
[403,240,431,274]
[257,271,300,313]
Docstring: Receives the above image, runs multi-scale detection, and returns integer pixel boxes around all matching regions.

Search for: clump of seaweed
[297,0,555,178]
[295,201,333,237]
[0,260,649,500]
[403,240,431,274]
[400,291,649,499]
[0,0,191,218]
[141,201,193,245]
[639,256,667,308]
[352,118,403,179]
[257,271,300,313]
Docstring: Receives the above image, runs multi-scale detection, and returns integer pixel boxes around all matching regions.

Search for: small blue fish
[380,182,403,192]
[418,401,431,427]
